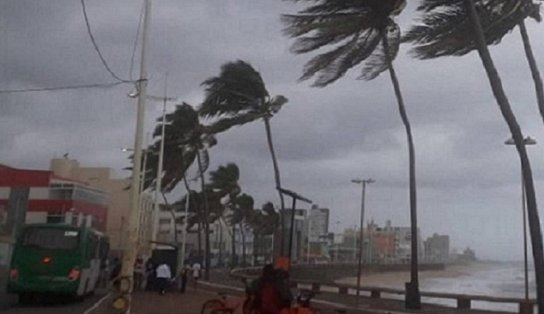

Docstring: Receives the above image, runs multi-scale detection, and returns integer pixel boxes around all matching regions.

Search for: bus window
[22,228,79,250]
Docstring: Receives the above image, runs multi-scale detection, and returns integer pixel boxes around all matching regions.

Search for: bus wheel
[19,293,34,305]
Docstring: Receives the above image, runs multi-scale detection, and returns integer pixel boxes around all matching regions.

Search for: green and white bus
[7,223,109,302]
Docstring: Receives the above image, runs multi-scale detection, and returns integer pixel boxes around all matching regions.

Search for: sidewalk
[89,289,218,314]
[88,285,510,314]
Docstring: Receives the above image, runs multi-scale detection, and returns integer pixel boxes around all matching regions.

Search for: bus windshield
[22,228,80,250]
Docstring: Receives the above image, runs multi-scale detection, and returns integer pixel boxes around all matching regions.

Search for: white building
[308,205,330,241]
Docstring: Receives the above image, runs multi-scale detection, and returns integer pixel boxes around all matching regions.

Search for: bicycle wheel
[242,296,257,314]
[200,299,226,314]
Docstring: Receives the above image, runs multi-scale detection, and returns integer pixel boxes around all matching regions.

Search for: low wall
[288,263,445,284]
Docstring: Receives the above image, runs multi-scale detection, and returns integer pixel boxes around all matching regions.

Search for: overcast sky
[1,1,544,260]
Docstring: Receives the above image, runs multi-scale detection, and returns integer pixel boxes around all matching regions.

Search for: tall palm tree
[404,0,543,124]
[281,0,421,307]
[405,0,544,311]
[207,163,242,266]
[200,60,289,257]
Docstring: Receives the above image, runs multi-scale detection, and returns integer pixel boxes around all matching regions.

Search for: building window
[46,214,65,224]
[159,218,170,225]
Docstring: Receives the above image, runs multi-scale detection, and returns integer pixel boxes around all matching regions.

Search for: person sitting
[248,264,293,314]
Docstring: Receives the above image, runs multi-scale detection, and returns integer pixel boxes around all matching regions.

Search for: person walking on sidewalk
[191,262,201,290]
[180,265,190,293]
[156,262,171,295]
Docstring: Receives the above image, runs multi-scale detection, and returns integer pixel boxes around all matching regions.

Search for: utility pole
[351,178,374,307]
[116,0,151,312]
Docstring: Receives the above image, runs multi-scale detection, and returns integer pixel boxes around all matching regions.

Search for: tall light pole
[352,225,357,262]
[335,220,340,262]
[505,136,536,301]
[352,178,375,306]
[117,0,151,312]
[306,210,312,263]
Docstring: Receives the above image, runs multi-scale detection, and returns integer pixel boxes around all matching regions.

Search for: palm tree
[249,202,280,264]
[175,189,223,260]
[405,0,544,311]
[404,0,543,124]
[200,60,289,257]
[281,0,421,307]
[143,103,218,280]
[228,193,255,266]
[142,103,212,192]
[207,163,242,266]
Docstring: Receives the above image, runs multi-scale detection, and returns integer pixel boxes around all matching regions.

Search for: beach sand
[335,264,474,288]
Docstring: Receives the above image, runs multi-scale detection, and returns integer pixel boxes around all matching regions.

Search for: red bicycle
[200,291,254,314]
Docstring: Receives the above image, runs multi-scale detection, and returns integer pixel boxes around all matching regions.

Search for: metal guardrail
[230,268,536,314]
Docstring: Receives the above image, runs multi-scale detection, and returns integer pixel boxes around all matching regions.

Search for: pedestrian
[180,265,190,293]
[156,262,171,295]
[191,261,201,290]
[145,258,155,291]
[133,257,145,290]
[110,257,121,290]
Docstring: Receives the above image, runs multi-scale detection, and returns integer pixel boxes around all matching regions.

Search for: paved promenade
[87,282,513,314]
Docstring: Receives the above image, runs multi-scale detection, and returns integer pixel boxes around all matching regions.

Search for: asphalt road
[1,292,108,314]
[0,267,17,311]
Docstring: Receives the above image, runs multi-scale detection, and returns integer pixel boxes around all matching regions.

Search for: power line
[0,81,125,94]
[81,0,131,83]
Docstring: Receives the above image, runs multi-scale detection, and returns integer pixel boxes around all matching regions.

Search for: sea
[419,262,535,312]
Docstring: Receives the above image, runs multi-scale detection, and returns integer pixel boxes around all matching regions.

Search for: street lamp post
[335,220,340,262]
[351,178,375,306]
[352,225,357,262]
[505,136,536,301]
[116,0,151,312]
[306,210,312,263]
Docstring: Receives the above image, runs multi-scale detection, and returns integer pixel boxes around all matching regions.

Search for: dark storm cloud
[2,0,544,260]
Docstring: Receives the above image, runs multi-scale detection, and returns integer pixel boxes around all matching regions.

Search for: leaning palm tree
[144,103,218,280]
[200,61,289,257]
[404,0,543,124]
[207,163,242,266]
[281,0,421,307]
[175,189,222,259]
[228,193,255,266]
[405,0,544,311]
[249,202,280,264]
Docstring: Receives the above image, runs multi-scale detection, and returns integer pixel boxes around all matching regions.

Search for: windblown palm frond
[207,163,240,198]
[282,0,407,86]
[200,60,269,118]
[136,102,218,193]
[404,0,541,59]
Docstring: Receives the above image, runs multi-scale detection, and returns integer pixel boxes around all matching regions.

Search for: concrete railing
[231,267,536,314]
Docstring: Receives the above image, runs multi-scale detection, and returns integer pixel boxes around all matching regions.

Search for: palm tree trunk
[466,0,544,312]
[519,20,544,126]
[232,224,237,267]
[218,219,223,267]
[382,32,420,309]
[263,116,286,257]
[253,232,259,265]
[197,150,211,280]
[241,223,246,266]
